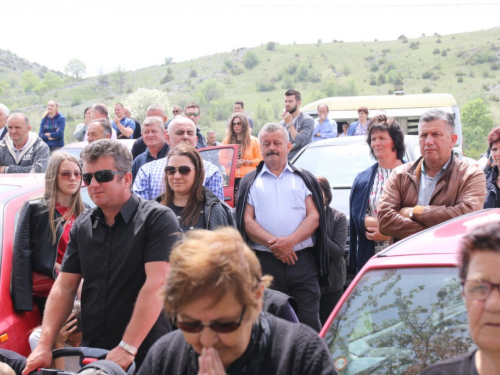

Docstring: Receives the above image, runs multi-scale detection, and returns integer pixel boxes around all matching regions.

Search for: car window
[325,267,474,374]
[199,148,235,187]
[292,144,375,188]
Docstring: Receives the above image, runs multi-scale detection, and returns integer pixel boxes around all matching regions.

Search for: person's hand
[0,166,6,173]
[22,346,52,375]
[236,159,244,168]
[315,133,321,137]
[268,237,298,265]
[198,347,226,375]
[106,345,135,370]
[114,116,121,125]
[55,313,77,348]
[365,226,391,242]
[399,207,413,219]
[283,112,293,125]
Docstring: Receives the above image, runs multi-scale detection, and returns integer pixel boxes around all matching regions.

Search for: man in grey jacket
[0,113,49,173]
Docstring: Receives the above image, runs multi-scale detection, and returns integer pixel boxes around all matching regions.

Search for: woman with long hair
[158,144,234,232]
[11,152,86,314]
[73,107,92,141]
[39,100,66,152]
[222,113,262,188]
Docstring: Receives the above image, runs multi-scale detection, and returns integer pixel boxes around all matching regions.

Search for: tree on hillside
[462,98,494,159]
[65,59,86,80]
[44,72,64,90]
[242,51,259,69]
[124,88,170,124]
[196,78,225,104]
[112,66,126,94]
[34,82,48,102]
[21,71,40,93]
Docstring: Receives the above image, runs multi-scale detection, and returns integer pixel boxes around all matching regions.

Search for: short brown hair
[488,126,500,149]
[358,106,369,115]
[184,102,200,114]
[459,221,500,281]
[164,227,272,317]
[285,89,301,102]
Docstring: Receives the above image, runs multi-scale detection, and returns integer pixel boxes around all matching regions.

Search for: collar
[91,193,139,227]
[260,162,293,178]
[422,152,453,177]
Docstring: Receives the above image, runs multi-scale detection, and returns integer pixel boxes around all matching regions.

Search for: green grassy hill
[1,28,500,155]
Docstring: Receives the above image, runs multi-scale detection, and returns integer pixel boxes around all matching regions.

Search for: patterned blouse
[367,165,393,253]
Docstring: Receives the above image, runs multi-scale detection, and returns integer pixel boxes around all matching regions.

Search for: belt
[254,247,312,259]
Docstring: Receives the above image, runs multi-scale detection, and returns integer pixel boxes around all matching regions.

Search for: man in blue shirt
[313,104,337,142]
[113,103,136,139]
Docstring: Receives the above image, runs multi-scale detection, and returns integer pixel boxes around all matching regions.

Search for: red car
[320,209,500,374]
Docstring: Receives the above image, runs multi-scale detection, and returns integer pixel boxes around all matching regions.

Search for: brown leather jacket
[378,155,486,240]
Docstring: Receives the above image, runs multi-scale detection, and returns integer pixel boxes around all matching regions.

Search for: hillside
[1,28,500,153]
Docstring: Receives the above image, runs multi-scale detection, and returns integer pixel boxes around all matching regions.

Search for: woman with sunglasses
[158,144,234,232]
[11,152,86,314]
[138,228,337,375]
[222,113,262,188]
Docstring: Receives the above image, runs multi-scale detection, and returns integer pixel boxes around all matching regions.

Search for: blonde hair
[42,100,59,118]
[164,227,272,317]
[42,152,85,244]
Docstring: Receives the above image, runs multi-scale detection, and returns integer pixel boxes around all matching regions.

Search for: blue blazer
[349,163,378,273]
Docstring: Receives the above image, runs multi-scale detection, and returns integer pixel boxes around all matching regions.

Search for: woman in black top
[484,126,500,208]
[317,177,347,325]
[138,227,338,375]
[158,144,234,232]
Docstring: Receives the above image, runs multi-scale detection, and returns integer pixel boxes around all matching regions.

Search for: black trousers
[256,249,321,332]
[319,288,343,326]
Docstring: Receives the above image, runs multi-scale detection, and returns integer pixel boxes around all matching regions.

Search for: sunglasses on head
[175,306,246,334]
[59,171,83,180]
[82,170,126,185]
[165,166,194,176]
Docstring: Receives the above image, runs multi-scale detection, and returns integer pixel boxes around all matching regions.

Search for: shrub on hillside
[409,42,419,50]
[160,74,174,84]
[123,88,170,123]
[433,48,441,55]
[369,75,377,86]
[457,77,464,83]
[189,69,197,78]
[266,42,276,51]
[378,73,386,85]
[370,62,379,72]
[242,51,259,69]
[71,97,82,107]
[197,78,225,103]
[402,38,408,43]
[256,78,275,92]
[441,50,447,57]
[422,86,432,93]
[491,63,500,71]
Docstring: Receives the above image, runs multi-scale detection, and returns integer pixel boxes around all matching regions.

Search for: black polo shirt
[61,193,180,352]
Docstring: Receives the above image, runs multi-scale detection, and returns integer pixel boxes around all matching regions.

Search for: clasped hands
[268,236,297,265]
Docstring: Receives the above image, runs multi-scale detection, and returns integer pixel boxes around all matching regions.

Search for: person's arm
[326,210,347,263]
[73,123,87,141]
[364,216,391,241]
[39,119,47,140]
[11,202,34,311]
[246,138,262,166]
[377,170,426,239]
[313,122,321,137]
[49,116,65,140]
[321,121,337,139]
[132,164,151,200]
[289,116,314,146]
[114,117,134,139]
[411,167,487,228]
[205,164,224,201]
[106,261,170,370]
[22,272,82,375]
[5,142,50,173]
[244,203,277,246]
[268,195,319,259]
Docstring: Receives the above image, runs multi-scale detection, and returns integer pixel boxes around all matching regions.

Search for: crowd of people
[0,87,500,374]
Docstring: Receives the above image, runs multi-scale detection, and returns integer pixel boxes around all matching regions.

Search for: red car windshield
[325,267,475,374]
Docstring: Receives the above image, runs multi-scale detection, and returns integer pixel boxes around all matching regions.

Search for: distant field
[1,28,500,151]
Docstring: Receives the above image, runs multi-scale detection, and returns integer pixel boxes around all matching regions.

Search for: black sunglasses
[165,166,194,176]
[82,170,126,185]
[175,306,246,334]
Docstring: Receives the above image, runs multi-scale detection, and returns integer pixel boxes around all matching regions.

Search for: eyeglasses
[165,166,194,176]
[82,170,126,185]
[175,306,246,334]
[462,279,500,300]
[232,122,242,126]
[58,171,83,180]
[185,112,199,117]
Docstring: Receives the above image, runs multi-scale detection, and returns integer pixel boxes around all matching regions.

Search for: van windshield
[325,267,475,374]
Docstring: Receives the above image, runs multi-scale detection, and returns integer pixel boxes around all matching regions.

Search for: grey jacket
[0,132,50,173]
[204,188,235,230]
[323,206,347,294]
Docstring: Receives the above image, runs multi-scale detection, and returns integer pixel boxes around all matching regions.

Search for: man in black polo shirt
[23,139,180,374]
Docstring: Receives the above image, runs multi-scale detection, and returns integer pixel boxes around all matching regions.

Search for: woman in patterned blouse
[349,115,406,273]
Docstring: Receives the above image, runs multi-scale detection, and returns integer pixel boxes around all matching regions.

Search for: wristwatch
[285,123,293,129]
[409,208,414,220]
[119,340,138,356]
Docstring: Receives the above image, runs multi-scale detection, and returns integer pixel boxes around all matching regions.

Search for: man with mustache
[235,123,329,332]
[378,109,486,240]
[279,89,314,160]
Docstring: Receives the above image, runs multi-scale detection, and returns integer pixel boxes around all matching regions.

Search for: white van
[301,93,463,155]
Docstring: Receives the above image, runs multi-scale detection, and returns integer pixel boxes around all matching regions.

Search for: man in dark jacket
[235,123,328,332]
